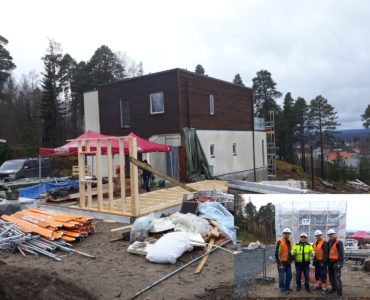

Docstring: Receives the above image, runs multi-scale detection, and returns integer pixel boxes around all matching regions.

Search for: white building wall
[196,130,267,179]
[84,91,100,132]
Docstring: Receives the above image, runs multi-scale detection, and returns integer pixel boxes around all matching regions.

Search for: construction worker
[275,228,293,294]
[313,230,329,293]
[291,233,314,293]
[327,229,344,296]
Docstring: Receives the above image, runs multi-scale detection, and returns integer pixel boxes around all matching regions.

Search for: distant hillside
[334,128,370,139]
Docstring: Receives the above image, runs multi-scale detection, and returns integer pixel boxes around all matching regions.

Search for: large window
[150,92,164,114]
[209,94,215,115]
[210,144,215,158]
[120,98,130,127]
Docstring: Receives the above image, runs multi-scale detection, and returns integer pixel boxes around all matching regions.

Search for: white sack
[170,212,211,237]
[146,232,193,264]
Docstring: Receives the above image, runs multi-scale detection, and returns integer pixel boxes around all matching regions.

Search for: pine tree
[252,70,282,119]
[361,104,370,128]
[194,64,205,75]
[232,73,245,87]
[294,97,309,171]
[308,95,340,178]
[39,39,63,146]
[0,35,16,91]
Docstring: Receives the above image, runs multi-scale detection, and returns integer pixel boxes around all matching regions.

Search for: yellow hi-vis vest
[291,243,314,262]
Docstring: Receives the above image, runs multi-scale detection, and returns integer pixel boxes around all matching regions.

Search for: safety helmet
[282,228,292,233]
[300,233,308,238]
[314,230,323,235]
[327,229,336,235]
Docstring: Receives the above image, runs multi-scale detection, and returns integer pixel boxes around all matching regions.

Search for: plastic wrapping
[197,202,236,244]
[130,213,155,241]
[275,200,347,243]
[170,212,211,237]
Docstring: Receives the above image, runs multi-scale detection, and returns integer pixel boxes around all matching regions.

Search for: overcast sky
[1,0,370,129]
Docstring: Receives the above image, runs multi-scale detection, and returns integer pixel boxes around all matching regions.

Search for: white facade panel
[196,130,267,177]
[84,91,100,132]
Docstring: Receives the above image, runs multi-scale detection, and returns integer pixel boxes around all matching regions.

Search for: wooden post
[129,137,139,216]
[107,138,114,212]
[96,139,103,211]
[86,140,93,209]
[77,140,86,208]
[119,137,126,213]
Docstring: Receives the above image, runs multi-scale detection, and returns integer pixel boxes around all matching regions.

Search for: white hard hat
[300,233,308,238]
[315,230,323,235]
[327,229,336,235]
[282,228,292,233]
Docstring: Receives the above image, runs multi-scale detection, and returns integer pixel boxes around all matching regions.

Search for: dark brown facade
[97,69,253,138]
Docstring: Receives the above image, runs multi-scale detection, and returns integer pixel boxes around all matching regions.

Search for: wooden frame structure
[76,136,139,216]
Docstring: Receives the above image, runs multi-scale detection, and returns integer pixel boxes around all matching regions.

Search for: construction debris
[0,208,96,260]
[347,179,370,191]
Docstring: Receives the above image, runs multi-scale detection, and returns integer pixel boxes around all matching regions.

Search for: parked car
[0,158,52,181]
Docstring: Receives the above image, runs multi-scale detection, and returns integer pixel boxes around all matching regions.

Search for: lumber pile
[347,179,370,191]
[1,208,95,242]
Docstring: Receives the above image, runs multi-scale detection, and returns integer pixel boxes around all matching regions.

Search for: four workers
[275,228,344,296]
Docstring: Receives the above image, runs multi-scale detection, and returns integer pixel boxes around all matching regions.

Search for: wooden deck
[68,180,226,217]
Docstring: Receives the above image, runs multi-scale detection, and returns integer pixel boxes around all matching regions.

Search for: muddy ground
[1,222,234,300]
[1,222,370,299]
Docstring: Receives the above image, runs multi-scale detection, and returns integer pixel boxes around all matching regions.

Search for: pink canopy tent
[38,130,170,157]
[348,231,370,240]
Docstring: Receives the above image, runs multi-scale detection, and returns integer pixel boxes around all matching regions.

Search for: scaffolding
[265,111,276,178]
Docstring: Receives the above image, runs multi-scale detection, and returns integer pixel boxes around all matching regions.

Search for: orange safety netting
[1,208,95,241]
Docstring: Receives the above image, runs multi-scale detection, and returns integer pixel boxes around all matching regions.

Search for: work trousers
[143,175,151,192]
[295,261,310,289]
[314,261,328,284]
[277,263,292,292]
[328,261,342,294]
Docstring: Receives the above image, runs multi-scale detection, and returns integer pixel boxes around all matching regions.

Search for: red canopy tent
[38,130,170,157]
[348,231,370,240]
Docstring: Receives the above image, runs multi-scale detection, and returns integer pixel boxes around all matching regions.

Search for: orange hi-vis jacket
[279,238,292,262]
[329,239,339,260]
[313,239,324,261]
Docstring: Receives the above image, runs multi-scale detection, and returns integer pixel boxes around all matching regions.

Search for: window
[120,98,130,127]
[210,144,215,158]
[232,143,237,156]
[262,140,265,166]
[209,94,215,115]
[150,92,164,114]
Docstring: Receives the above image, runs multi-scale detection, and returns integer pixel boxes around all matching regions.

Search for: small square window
[150,92,164,114]
[209,94,215,115]
[210,144,215,158]
[232,143,237,156]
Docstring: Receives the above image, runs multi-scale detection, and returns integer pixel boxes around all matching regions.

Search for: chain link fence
[234,247,370,297]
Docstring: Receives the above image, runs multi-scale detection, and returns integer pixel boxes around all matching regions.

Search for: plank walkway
[68,180,226,217]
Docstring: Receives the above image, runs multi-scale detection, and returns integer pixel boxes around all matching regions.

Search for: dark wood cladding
[96,68,253,138]
[98,70,180,138]
[178,71,253,131]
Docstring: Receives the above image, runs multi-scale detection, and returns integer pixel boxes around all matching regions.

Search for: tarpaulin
[182,127,212,182]
[18,180,79,199]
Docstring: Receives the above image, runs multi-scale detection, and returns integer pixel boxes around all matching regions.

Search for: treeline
[234,196,275,242]
[327,157,370,182]
[0,35,143,158]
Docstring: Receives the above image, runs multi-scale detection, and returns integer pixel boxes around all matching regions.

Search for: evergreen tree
[358,157,370,183]
[87,45,125,86]
[194,64,205,75]
[294,97,309,171]
[0,35,16,91]
[39,39,63,146]
[277,92,296,162]
[232,73,245,87]
[252,70,282,119]
[361,104,370,128]
[308,95,340,178]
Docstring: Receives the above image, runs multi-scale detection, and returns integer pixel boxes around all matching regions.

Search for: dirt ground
[0,222,234,300]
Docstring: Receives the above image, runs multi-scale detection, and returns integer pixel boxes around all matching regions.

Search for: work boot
[296,286,301,292]
[286,288,293,294]
[305,287,311,293]
[314,285,322,290]
[327,288,336,294]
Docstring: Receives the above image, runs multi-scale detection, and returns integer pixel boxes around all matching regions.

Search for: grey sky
[1,0,370,129]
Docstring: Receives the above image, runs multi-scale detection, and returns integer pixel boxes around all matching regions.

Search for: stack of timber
[1,208,95,242]
[346,179,370,191]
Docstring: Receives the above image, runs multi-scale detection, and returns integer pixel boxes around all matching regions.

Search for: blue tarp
[18,180,79,199]
[197,202,236,244]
